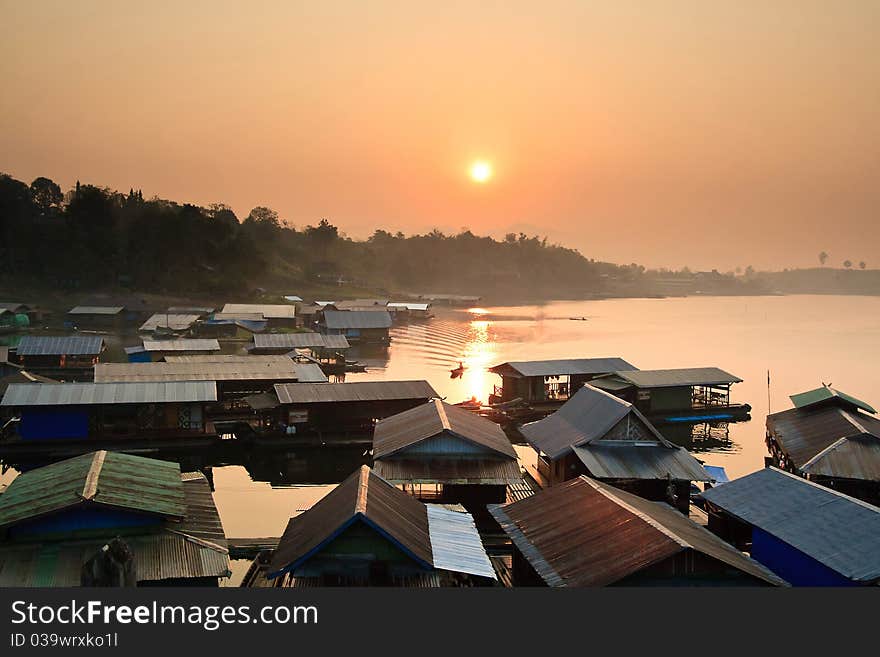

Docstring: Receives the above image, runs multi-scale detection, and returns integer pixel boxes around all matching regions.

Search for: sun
[469,160,492,183]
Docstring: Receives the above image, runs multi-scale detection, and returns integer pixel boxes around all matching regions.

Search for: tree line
[0,173,630,298]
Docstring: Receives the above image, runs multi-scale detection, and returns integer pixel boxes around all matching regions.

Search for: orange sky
[2,1,878,270]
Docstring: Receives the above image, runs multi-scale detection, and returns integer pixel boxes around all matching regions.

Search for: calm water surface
[3,295,879,551]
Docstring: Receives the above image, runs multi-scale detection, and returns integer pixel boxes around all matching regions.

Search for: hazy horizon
[2,1,878,271]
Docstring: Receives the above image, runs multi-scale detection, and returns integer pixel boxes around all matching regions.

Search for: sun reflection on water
[458,318,498,404]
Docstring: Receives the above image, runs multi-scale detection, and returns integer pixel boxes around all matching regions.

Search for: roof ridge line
[767,467,880,512]
[582,477,691,549]
[799,436,850,472]
[81,451,107,500]
[165,529,229,554]
[434,398,451,431]
[355,466,369,514]
[841,409,868,434]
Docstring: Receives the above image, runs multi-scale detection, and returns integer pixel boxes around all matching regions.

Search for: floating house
[591,367,749,422]
[125,338,221,362]
[0,451,229,586]
[489,475,785,587]
[221,304,297,329]
[519,384,710,511]
[13,335,105,380]
[372,399,520,512]
[320,310,392,345]
[488,357,636,405]
[386,302,433,321]
[765,385,880,504]
[334,298,389,311]
[0,381,219,443]
[700,467,880,586]
[195,315,267,338]
[262,465,496,587]
[249,332,350,355]
[138,313,201,334]
[167,306,216,318]
[95,360,327,401]
[270,380,438,436]
[66,305,127,330]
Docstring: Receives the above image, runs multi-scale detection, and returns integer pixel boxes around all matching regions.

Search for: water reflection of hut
[700,467,880,586]
[765,385,880,504]
[591,367,749,422]
[488,357,636,406]
[0,450,229,586]
[520,384,710,512]
[489,475,784,587]
[259,465,496,587]
[372,399,520,516]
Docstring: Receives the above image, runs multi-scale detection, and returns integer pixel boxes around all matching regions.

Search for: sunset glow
[469,161,492,184]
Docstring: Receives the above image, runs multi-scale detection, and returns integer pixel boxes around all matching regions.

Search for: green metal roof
[790,386,876,414]
[0,451,185,530]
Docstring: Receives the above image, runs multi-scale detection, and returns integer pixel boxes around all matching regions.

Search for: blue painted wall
[9,506,163,539]
[751,528,856,586]
[127,351,152,363]
[20,410,90,440]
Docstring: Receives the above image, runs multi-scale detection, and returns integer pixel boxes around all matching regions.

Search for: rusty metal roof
[269,466,433,577]
[1,381,218,406]
[572,443,711,482]
[490,476,785,587]
[222,303,297,319]
[520,384,670,460]
[373,399,517,459]
[322,310,392,330]
[373,458,522,485]
[489,357,636,378]
[274,380,437,404]
[139,313,201,332]
[767,405,880,479]
[0,451,186,529]
[595,367,742,389]
[95,361,327,383]
[700,467,880,583]
[15,335,104,356]
[253,333,350,349]
[0,472,228,586]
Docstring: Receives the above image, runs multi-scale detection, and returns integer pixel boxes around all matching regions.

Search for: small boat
[450,362,466,379]
[568,316,588,321]
[455,397,481,411]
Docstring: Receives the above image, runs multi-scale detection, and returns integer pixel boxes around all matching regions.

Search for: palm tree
[843,260,852,269]
[818,251,829,266]
[859,261,866,270]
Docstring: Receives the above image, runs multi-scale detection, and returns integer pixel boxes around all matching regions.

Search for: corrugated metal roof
[700,467,880,583]
[387,302,431,311]
[520,384,668,460]
[373,458,522,485]
[489,357,636,378]
[274,380,437,404]
[0,473,228,586]
[572,443,710,482]
[67,306,124,315]
[222,304,297,319]
[15,335,104,356]
[253,333,350,349]
[163,354,293,364]
[141,339,221,352]
[790,386,876,414]
[139,313,201,332]
[167,306,215,315]
[95,361,327,383]
[2,381,218,406]
[283,296,303,302]
[373,399,516,459]
[490,476,785,587]
[322,310,392,330]
[767,405,880,479]
[0,451,186,529]
[211,312,266,321]
[426,505,496,579]
[598,367,743,389]
[269,466,433,577]
[704,465,730,484]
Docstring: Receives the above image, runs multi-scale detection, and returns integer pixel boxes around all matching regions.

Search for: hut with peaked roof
[221,303,297,329]
[520,384,710,511]
[700,467,880,586]
[125,338,221,362]
[488,357,637,405]
[489,475,785,587]
[320,310,392,344]
[765,385,880,504]
[12,335,105,380]
[373,399,520,515]
[0,451,229,586]
[261,465,496,587]
[66,305,128,330]
[590,367,748,421]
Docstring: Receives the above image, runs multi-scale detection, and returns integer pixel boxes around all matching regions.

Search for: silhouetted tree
[844,260,852,269]
[29,177,63,214]
[818,251,829,266]
[859,261,866,270]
